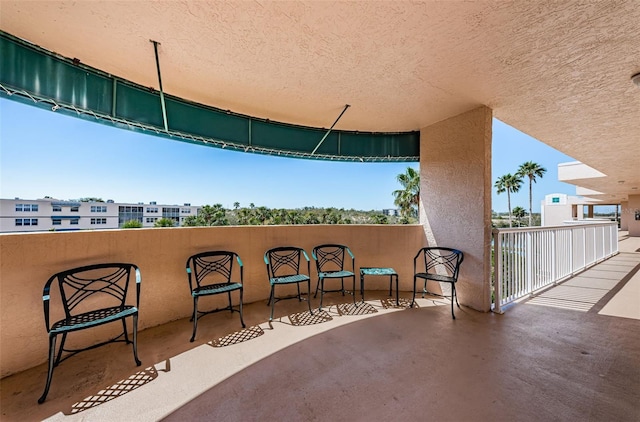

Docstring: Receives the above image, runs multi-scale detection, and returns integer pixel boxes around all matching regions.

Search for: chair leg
[314,278,320,298]
[122,318,130,344]
[306,280,313,315]
[269,285,276,327]
[351,277,356,305]
[239,288,246,328]
[228,291,233,313]
[267,285,274,306]
[451,284,456,320]
[341,278,345,296]
[132,314,141,365]
[54,332,67,367]
[411,277,417,308]
[422,280,427,298]
[38,334,58,404]
[394,275,399,306]
[190,297,199,342]
[296,283,301,301]
[318,278,324,310]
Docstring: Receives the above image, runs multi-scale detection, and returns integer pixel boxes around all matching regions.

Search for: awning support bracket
[150,40,169,132]
[311,104,350,155]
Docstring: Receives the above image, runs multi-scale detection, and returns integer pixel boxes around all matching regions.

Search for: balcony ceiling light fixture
[632,72,640,88]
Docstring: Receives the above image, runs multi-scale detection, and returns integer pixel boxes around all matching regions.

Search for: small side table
[359,267,399,305]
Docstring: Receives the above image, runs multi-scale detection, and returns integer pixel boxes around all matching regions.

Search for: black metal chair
[411,247,464,319]
[264,246,313,327]
[39,263,141,403]
[312,244,356,310]
[186,251,245,342]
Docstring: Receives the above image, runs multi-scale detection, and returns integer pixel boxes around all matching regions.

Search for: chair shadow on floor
[64,359,171,415]
[285,309,333,326]
[208,326,265,348]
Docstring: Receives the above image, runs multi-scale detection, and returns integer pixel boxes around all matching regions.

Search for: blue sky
[0,98,578,213]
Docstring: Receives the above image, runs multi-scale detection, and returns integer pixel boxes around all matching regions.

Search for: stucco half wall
[420,106,493,312]
[0,225,425,377]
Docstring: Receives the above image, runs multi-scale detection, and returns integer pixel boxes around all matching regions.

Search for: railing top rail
[492,221,617,235]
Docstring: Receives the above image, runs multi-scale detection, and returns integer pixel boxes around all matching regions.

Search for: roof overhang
[1,1,639,190]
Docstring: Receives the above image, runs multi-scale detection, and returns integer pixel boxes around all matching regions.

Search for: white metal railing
[492,222,618,313]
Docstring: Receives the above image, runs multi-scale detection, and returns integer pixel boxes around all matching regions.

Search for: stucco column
[627,195,640,237]
[620,201,629,231]
[419,106,492,312]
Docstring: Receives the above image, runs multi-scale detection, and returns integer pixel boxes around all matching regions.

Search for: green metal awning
[0,31,419,162]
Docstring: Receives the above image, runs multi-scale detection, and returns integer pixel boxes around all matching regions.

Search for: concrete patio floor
[1,236,639,421]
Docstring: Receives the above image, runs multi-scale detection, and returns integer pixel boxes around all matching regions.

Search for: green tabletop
[360,267,397,276]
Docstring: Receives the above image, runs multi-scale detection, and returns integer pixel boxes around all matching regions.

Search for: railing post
[493,229,504,314]
[583,226,587,272]
[526,231,533,297]
[551,229,556,284]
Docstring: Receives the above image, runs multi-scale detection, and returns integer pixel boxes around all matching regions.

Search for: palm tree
[189,204,229,226]
[512,206,526,227]
[495,173,523,227]
[154,217,176,227]
[371,214,389,224]
[392,167,420,220]
[516,161,547,227]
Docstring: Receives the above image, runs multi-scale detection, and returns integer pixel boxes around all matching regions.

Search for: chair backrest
[414,247,464,280]
[264,246,309,279]
[186,251,242,291]
[312,244,353,273]
[42,263,140,330]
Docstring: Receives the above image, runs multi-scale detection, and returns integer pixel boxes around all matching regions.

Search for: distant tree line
[119,166,421,228]
[176,204,395,227]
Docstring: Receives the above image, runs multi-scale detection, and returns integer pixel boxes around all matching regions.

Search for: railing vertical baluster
[569,227,574,275]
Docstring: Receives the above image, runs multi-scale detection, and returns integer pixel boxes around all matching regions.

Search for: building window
[15,204,38,212]
[181,209,191,214]
[118,206,144,227]
[146,217,159,223]
[70,219,79,225]
[52,220,61,226]
[15,218,38,226]
[52,205,62,212]
[70,206,79,212]
[91,205,107,213]
[146,207,158,213]
[91,218,107,225]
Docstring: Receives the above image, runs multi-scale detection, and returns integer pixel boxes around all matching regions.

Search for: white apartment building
[382,208,399,217]
[540,193,619,227]
[0,198,201,233]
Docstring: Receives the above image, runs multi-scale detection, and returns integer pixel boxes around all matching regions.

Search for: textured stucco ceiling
[1,1,639,199]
